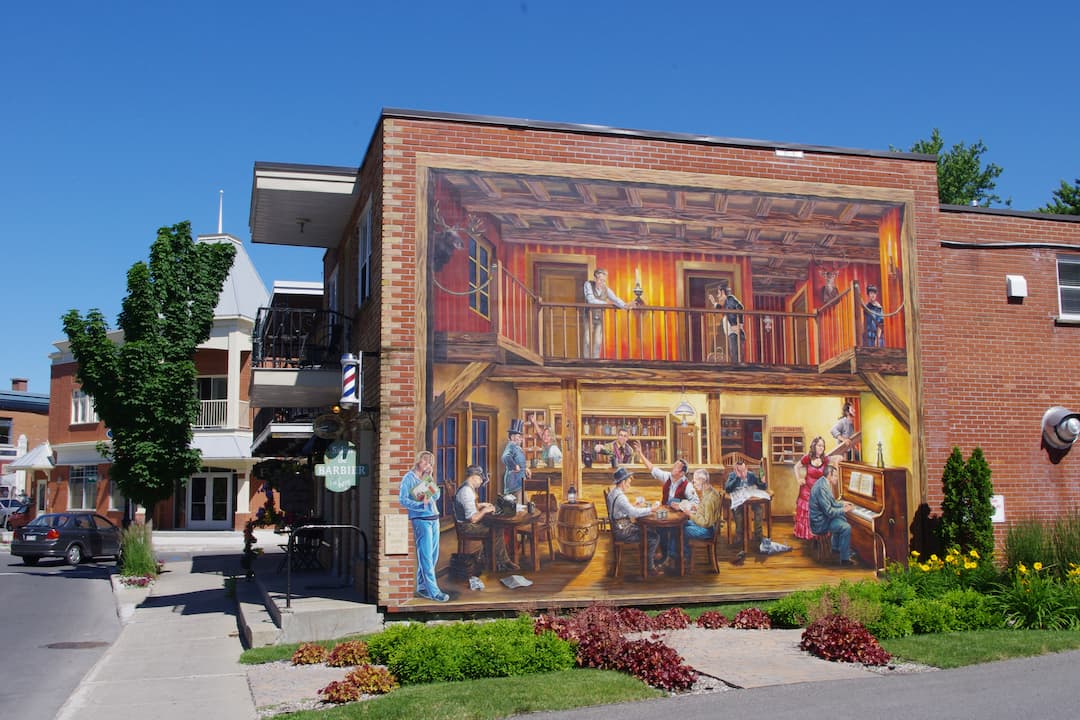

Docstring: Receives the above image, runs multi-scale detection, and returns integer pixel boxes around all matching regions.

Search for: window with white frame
[69,465,98,510]
[1058,255,1080,320]
[71,389,98,425]
[468,235,492,318]
[357,197,373,307]
[0,416,12,445]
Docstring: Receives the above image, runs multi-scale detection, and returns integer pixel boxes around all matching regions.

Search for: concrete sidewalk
[56,545,258,720]
[56,530,903,720]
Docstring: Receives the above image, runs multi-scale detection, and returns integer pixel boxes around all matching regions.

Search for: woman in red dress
[793,436,829,540]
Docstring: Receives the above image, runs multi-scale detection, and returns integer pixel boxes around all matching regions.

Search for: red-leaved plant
[291,643,328,665]
[799,615,891,665]
[652,607,691,629]
[731,607,772,629]
[344,664,399,694]
[318,679,361,704]
[695,611,730,629]
[326,640,370,667]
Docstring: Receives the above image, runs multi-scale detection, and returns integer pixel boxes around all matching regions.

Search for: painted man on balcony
[708,284,744,363]
[398,450,448,602]
[583,268,632,359]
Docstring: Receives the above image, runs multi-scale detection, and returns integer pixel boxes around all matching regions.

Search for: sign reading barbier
[315,439,368,493]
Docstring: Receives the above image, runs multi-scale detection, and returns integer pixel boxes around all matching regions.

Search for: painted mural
[407,158,914,608]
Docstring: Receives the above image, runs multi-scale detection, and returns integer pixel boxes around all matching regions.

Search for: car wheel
[66,544,84,566]
[23,556,40,566]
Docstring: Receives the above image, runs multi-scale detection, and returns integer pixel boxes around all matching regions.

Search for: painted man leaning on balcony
[583,268,633,359]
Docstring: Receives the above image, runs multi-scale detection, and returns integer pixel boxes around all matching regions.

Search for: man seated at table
[677,468,723,557]
[634,442,698,569]
[606,466,661,574]
[724,459,770,553]
[454,465,518,572]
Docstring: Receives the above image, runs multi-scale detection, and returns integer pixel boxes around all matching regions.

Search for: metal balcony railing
[253,308,352,370]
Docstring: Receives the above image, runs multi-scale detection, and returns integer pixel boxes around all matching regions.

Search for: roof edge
[380,107,937,163]
[941,204,1080,223]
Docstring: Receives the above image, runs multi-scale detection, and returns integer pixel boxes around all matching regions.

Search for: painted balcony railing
[253,308,352,370]
[501,276,903,368]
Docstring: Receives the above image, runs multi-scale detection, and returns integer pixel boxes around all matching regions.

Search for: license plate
[24,535,37,541]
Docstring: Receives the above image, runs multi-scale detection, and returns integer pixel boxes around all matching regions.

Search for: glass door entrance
[187,473,233,529]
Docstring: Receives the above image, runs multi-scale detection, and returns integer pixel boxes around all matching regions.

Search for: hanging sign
[315,440,359,492]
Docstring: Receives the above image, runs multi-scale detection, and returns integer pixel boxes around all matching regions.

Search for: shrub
[940,588,1003,631]
[652,607,691,629]
[319,679,361,704]
[731,607,771,629]
[937,447,994,558]
[800,615,891,666]
[863,603,913,640]
[769,588,828,628]
[376,616,575,684]
[905,597,958,634]
[291,643,329,666]
[695,611,729,629]
[326,640,370,667]
[1004,520,1051,573]
[119,524,157,577]
[344,664,399,694]
[612,638,697,691]
[1050,512,1080,575]
[995,563,1078,630]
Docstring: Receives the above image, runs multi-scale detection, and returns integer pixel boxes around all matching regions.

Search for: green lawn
[276,669,659,720]
[881,629,1080,668]
[246,619,1080,719]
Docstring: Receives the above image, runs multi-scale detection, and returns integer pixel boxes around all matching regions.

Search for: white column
[227,325,242,428]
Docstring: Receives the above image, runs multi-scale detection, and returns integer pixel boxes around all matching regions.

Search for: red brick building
[247,109,1080,613]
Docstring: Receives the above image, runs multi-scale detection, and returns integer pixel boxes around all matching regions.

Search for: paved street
[526,647,1080,720]
[0,549,121,720]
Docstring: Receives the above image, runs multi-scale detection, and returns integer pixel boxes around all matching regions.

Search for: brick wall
[930,210,1080,547]
[374,115,942,608]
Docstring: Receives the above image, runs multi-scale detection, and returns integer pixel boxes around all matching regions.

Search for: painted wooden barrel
[557,501,599,562]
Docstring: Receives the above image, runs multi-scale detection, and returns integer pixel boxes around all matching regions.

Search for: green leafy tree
[902,129,1006,208]
[1039,178,1080,215]
[62,221,236,519]
[937,446,995,557]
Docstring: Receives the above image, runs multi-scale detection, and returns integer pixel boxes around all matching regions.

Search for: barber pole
[340,352,361,406]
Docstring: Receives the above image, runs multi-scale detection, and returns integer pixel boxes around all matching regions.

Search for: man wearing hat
[501,418,530,502]
[606,466,661,574]
[863,284,884,347]
[454,465,519,572]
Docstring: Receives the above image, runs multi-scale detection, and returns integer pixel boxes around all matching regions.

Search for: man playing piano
[809,465,857,566]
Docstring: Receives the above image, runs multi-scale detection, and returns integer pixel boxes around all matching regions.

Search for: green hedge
[367,616,576,685]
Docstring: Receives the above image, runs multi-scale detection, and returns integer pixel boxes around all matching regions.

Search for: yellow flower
[1018,563,1028,575]
[919,563,930,572]
[930,554,940,562]
[1033,562,1044,572]
[969,549,980,559]
[964,561,977,570]
[910,550,921,559]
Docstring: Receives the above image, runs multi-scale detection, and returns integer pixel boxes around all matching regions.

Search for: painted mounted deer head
[432,200,485,271]
[816,256,848,305]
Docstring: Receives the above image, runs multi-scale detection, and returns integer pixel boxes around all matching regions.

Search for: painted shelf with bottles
[579,412,670,465]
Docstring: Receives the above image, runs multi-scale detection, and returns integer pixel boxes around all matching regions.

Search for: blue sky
[3,1,1078,394]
